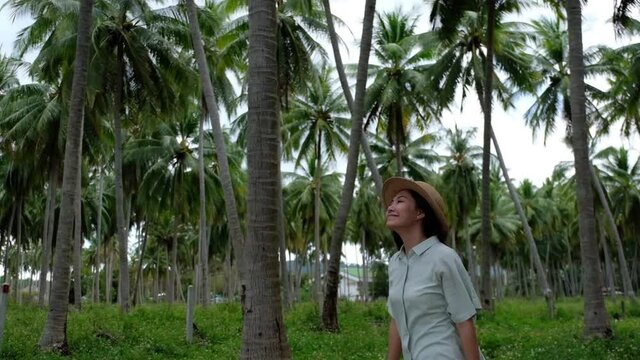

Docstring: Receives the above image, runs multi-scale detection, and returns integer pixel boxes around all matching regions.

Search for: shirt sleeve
[438,250,482,324]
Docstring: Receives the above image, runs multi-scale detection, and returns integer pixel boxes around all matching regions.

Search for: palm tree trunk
[241,0,292,356]
[39,0,93,348]
[105,247,112,303]
[39,167,58,308]
[362,230,369,302]
[479,0,496,312]
[566,0,612,338]
[73,170,82,309]
[591,166,635,301]
[114,40,130,314]
[599,219,616,298]
[169,238,177,305]
[314,133,323,307]
[185,0,245,287]
[322,0,376,332]
[3,204,16,282]
[132,222,148,307]
[320,0,383,194]
[93,165,104,303]
[197,108,210,306]
[16,204,23,305]
[153,252,159,303]
[491,129,555,316]
[464,215,477,290]
[278,186,290,309]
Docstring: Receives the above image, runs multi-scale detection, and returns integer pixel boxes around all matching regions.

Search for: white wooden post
[186,285,194,343]
[0,283,10,348]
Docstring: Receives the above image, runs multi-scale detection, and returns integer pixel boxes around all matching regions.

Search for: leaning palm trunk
[565,0,612,338]
[591,166,636,302]
[479,0,496,312]
[491,129,555,316]
[320,0,383,194]
[39,0,94,349]
[240,0,292,356]
[322,0,377,332]
[599,219,616,298]
[185,0,245,288]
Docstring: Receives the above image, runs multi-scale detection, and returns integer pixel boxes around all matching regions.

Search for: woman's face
[386,190,423,231]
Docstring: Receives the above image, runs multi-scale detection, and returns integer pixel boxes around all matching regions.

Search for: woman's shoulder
[431,242,464,266]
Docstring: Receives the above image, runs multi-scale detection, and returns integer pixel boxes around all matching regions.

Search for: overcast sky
[0,1,638,263]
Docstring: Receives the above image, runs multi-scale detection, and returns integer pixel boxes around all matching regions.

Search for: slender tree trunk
[599,219,616,298]
[314,134,323,307]
[17,204,23,305]
[39,168,58,308]
[114,40,130,314]
[197,108,210,306]
[320,0,383,194]
[241,0,292,356]
[39,0,93,348]
[479,0,496,312]
[185,0,245,288]
[105,247,112,303]
[3,204,16,282]
[169,238,177,305]
[591,166,635,301]
[322,0,376,332]
[73,170,82,309]
[153,252,159,303]
[279,187,290,309]
[491,129,554,316]
[132,223,148,306]
[464,215,477,290]
[93,166,104,303]
[362,230,369,302]
[566,0,612,338]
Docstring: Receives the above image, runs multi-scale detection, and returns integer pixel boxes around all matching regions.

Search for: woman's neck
[396,227,427,254]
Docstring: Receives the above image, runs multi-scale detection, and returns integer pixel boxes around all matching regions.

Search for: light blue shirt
[388,236,482,359]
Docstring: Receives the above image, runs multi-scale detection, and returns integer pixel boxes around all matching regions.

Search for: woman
[383,177,482,360]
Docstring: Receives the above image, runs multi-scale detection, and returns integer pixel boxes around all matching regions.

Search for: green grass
[1,298,638,359]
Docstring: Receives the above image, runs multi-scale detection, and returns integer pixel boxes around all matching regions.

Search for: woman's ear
[416,209,425,220]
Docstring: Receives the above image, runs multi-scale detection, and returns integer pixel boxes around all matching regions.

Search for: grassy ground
[1,297,638,359]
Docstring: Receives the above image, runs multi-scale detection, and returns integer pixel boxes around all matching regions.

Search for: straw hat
[382,177,449,237]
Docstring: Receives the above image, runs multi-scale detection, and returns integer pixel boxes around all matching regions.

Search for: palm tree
[565,0,612,338]
[184,0,246,305]
[320,0,384,193]
[440,126,481,285]
[321,0,376,332]
[427,0,531,310]
[38,0,94,350]
[592,25,640,138]
[241,0,291,357]
[370,131,439,180]
[594,146,639,300]
[614,0,640,31]
[365,10,436,176]
[283,63,349,305]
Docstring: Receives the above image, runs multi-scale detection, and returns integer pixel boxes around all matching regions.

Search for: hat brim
[382,177,449,237]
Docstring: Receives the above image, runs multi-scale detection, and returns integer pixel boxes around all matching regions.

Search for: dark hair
[391,189,446,250]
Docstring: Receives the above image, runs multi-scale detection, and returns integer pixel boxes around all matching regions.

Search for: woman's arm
[387,318,402,360]
[455,318,480,360]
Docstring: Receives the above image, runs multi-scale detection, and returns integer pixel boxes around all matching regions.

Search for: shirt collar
[398,235,439,258]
